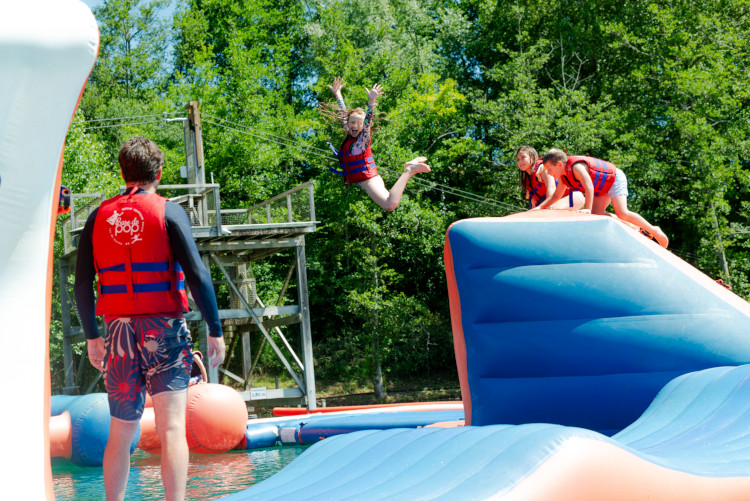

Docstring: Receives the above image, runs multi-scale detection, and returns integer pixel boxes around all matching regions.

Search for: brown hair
[318,102,386,137]
[541,147,568,165]
[118,136,164,184]
[516,145,539,198]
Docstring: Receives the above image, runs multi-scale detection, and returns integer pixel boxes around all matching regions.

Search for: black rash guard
[74,189,223,339]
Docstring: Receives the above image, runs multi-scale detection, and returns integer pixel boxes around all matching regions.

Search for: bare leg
[549,190,585,210]
[591,196,611,215]
[610,195,668,248]
[360,157,431,211]
[153,390,189,501]
[103,417,139,501]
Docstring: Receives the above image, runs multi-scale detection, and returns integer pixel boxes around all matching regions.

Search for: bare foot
[405,156,431,175]
[652,226,669,248]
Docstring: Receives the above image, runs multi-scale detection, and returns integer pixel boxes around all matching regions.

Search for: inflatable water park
[4,1,750,499]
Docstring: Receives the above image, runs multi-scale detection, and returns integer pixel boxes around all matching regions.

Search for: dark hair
[516,145,539,199]
[541,147,567,165]
[118,136,164,184]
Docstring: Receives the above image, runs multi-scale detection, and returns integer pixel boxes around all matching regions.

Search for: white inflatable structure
[0,1,97,498]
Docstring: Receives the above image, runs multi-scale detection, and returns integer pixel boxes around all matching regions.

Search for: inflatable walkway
[225,213,750,500]
[221,364,750,500]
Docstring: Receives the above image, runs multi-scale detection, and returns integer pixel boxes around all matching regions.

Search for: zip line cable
[72,112,184,125]
[69,111,520,213]
[75,119,165,132]
[69,112,714,258]
[201,116,521,214]
[203,114,334,156]
[203,114,512,205]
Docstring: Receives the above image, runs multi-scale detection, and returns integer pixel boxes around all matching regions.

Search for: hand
[578,208,591,214]
[365,83,383,104]
[87,337,106,372]
[207,335,226,369]
[328,76,345,97]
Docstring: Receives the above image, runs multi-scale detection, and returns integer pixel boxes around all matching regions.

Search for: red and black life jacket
[560,156,617,195]
[92,188,189,316]
[328,135,379,184]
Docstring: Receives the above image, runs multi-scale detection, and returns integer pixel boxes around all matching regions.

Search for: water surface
[52,446,307,500]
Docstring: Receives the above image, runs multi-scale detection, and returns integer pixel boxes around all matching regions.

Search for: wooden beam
[185,305,300,321]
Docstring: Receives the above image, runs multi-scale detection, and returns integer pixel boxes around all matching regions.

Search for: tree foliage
[54,0,750,393]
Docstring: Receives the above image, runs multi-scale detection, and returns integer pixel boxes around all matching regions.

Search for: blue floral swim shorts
[103,316,194,421]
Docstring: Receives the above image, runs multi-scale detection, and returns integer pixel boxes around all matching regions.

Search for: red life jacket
[92,189,189,316]
[332,135,379,184]
[524,160,547,209]
[560,156,617,195]
[525,161,572,209]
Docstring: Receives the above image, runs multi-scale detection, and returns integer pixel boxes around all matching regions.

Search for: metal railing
[60,193,106,254]
[60,180,316,252]
[220,180,316,226]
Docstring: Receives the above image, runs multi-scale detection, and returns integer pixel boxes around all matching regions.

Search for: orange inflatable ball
[187,383,248,454]
[137,407,160,454]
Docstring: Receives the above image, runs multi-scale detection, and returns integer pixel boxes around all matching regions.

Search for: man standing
[75,136,225,501]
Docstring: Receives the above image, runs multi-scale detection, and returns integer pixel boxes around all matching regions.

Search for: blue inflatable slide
[224,211,750,500]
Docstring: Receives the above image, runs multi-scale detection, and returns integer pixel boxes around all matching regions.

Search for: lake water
[52,446,307,500]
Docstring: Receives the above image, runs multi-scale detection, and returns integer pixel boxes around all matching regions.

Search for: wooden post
[296,239,317,410]
[58,257,76,394]
[201,253,217,383]
[184,101,206,186]
[237,263,253,389]
[184,101,209,228]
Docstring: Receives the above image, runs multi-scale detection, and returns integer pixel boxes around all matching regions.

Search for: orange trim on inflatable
[272,401,463,417]
[444,222,472,425]
[48,412,72,459]
[424,420,465,428]
[505,438,750,501]
[45,31,99,496]
[44,149,66,499]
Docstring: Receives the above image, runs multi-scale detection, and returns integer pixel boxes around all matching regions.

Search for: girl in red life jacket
[327,76,431,211]
[516,145,584,210]
[536,147,669,248]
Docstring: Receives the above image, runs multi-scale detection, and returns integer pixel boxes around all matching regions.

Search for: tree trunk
[372,270,386,401]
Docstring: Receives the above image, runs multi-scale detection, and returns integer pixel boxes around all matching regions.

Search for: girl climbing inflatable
[327,77,431,211]
[516,145,583,210]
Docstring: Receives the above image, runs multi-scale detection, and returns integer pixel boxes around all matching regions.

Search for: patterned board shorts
[103,316,194,421]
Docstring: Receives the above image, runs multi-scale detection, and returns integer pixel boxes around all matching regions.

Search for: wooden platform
[57,180,318,410]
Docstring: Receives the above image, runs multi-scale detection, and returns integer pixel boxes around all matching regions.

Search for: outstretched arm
[534,182,566,210]
[328,76,347,128]
[353,84,383,152]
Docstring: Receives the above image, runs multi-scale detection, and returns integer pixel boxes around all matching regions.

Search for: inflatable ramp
[445,212,750,431]
[223,213,750,500]
[221,364,750,500]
